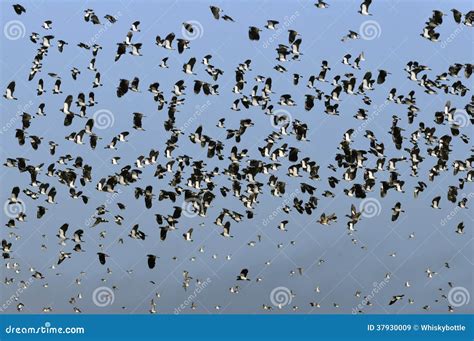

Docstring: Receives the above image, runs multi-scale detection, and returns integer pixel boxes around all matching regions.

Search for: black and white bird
[4,81,17,100]
[236,268,250,281]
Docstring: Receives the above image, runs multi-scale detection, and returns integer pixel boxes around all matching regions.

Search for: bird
[389,295,404,305]
[391,202,404,221]
[358,0,373,16]
[236,268,250,281]
[248,26,261,41]
[4,81,17,100]
[210,6,221,19]
[97,252,109,265]
[431,196,441,209]
[147,255,158,269]
[183,228,193,241]
[13,4,26,15]
[455,222,464,234]
[265,20,279,30]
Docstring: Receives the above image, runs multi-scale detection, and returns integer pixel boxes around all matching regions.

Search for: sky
[0,0,473,314]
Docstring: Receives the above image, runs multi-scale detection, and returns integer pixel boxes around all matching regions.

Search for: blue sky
[0,0,473,314]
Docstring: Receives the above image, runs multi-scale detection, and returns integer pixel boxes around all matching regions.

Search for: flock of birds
[2,1,473,314]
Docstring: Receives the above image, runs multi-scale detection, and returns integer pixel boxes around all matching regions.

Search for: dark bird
[147,255,158,269]
[13,4,26,15]
[248,26,261,41]
[236,268,250,281]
